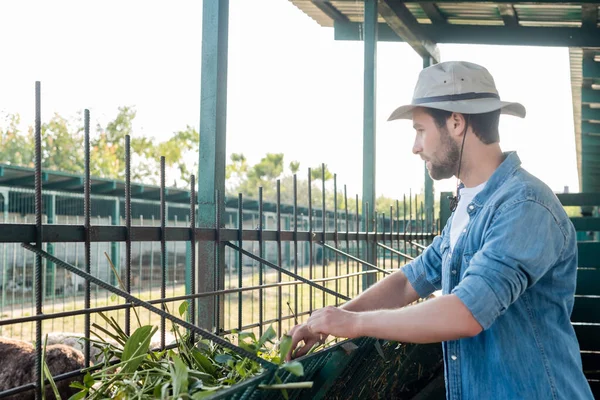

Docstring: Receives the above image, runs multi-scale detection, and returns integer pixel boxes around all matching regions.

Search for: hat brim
[387,99,526,121]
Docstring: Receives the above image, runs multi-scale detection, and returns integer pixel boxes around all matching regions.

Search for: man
[286,61,594,399]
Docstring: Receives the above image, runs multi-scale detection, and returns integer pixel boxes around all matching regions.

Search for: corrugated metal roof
[289,0,600,191]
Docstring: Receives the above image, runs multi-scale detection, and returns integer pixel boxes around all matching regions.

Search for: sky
[0,0,579,202]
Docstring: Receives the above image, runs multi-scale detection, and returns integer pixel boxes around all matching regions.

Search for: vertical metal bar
[125,135,132,336]
[421,201,425,247]
[344,185,349,297]
[396,200,400,268]
[362,0,377,289]
[409,191,413,257]
[198,0,229,331]
[308,169,313,313]
[363,202,372,290]
[190,176,197,340]
[237,192,243,331]
[34,81,43,400]
[215,189,222,334]
[334,174,339,305]
[321,164,326,308]
[83,109,91,367]
[111,199,120,287]
[139,216,144,300]
[46,195,55,297]
[355,194,359,295]
[258,187,264,336]
[276,180,282,337]
[389,206,394,270]
[374,210,379,281]
[403,195,407,259]
[415,193,419,251]
[293,175,298,320]
[160,157,166,348]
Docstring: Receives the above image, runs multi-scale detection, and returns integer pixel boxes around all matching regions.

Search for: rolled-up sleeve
[402,233,445,299]
[452,200,567,330]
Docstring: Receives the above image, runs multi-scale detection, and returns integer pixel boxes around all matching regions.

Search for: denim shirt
[403,152,594,400]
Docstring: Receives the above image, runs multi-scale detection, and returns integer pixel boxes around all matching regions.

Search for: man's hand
[286,306,362,361]
[306,306,361,339]
[286,322,327,361]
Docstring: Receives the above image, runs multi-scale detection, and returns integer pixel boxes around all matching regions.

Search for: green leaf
[121,325,155,373]
[278,335,293,365]
[275,374,289,400]
[171,354,189,397]
[258,325,276,348]
[214,354,233,364]
[110,294,117,302]
[238,331,257,342]
[83,372,95,389]
[191,349,216,376]
[238,341,258,354]
[67,391,87,400]
[281,361,304,377]
[179,301,189,318]
[68,382,86,390]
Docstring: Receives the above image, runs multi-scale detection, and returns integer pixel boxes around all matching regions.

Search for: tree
[0,107,198,188]
[41,113,85,174]
[0,112,33,167]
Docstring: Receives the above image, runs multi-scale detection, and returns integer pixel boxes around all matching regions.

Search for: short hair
[423,108,501,144]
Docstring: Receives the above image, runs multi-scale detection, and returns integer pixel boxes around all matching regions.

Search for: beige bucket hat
[388,61,526,121]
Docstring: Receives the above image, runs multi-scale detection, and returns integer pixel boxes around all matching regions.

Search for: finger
[288,326,307,361]
[293,338,318,359]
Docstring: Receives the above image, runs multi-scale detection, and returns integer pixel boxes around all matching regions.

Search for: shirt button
[468,205,474,210]
[451,355,458,361]
[462,228,466,233]
[451,270,457,275]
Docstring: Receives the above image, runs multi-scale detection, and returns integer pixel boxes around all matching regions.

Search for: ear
[447,113,467,138]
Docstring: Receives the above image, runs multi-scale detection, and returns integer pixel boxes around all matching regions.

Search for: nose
[412,135,422,155]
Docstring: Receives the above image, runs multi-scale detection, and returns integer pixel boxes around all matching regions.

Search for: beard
[427,127,461,180]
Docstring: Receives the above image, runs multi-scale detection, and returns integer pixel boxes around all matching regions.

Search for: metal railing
[0,82,438,399]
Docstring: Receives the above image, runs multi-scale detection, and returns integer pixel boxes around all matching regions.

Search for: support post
[362,0,378,290]
[198,0,229,332]
[423,56,435,234]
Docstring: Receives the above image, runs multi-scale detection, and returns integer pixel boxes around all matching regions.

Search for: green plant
[68,300,313,400]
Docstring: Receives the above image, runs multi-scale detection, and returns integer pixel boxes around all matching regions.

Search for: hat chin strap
[448,116,470,212]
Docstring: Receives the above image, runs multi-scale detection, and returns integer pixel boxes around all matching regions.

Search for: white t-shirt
[450,181,487,251]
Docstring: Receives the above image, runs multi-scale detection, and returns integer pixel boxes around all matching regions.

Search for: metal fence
[0,82,438,398]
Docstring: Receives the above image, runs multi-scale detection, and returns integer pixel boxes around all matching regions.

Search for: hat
[387,61,526,121]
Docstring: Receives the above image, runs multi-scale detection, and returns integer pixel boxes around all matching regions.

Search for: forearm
[340,270,420,312]
[354,294,482,343]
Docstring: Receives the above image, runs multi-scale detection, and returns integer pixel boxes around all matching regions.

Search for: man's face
[411,108,460,180]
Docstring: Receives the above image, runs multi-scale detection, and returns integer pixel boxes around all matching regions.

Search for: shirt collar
[468,151,522,208]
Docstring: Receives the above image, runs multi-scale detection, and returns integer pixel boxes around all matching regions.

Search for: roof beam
[583,122,600,134]
[1,173,48,188]
[582,5,598,30]
[583,87,600,104]
[583,57,600,77]
[583,106,600,122]
[44,177,84,190]
[497,4,519,27]
[312,0,349,22]
[418,2,447,24]
[378,0,441,63]
[91,181,117,194]
[335,21,600,47]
